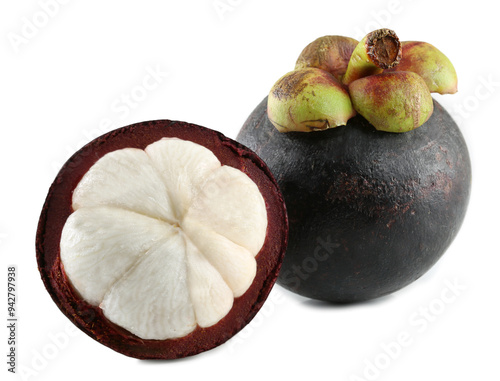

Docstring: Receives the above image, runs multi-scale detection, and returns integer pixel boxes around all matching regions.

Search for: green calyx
[349,72,433,133]
[385,41,458,94]
[268,68,355,133]
[267,29,458,133]
[295,35,358,81]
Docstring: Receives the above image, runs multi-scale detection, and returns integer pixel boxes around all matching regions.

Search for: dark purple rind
[237,97,471,303]
[36,120,288,359]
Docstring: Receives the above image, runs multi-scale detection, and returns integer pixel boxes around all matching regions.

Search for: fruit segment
[182,217,256,298]
[101,233,196,340]
[186,165,267,255]
[145,138,222,218]
[60,138,268,340]
[184,238,234,328]
[60,206,172,306]
[73,148,176,223]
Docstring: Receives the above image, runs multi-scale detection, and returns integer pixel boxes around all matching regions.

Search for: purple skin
[238,97,471,302]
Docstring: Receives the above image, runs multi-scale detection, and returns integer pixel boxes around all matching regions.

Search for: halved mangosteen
[36,120,288,359]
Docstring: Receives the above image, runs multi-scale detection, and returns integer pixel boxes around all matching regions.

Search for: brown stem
[342,28,402,85]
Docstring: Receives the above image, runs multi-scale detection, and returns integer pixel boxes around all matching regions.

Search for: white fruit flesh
[60,138,267,340]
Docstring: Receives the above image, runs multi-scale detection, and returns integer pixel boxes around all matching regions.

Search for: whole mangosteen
[237,29,471,303]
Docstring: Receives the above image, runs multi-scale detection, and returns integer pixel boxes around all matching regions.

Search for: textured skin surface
[36,120,288,359]
[238,97,471,302]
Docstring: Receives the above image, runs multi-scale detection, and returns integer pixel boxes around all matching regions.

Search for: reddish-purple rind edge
[35,120,288,359]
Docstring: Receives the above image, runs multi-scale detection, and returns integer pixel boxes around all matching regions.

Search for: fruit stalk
[342,28,402,85]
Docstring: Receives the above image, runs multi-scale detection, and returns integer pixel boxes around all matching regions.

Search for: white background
[1,1,498,380]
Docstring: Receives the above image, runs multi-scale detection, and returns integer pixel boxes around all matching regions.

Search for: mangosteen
[237,29,470,302]
[36,120,288,359]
